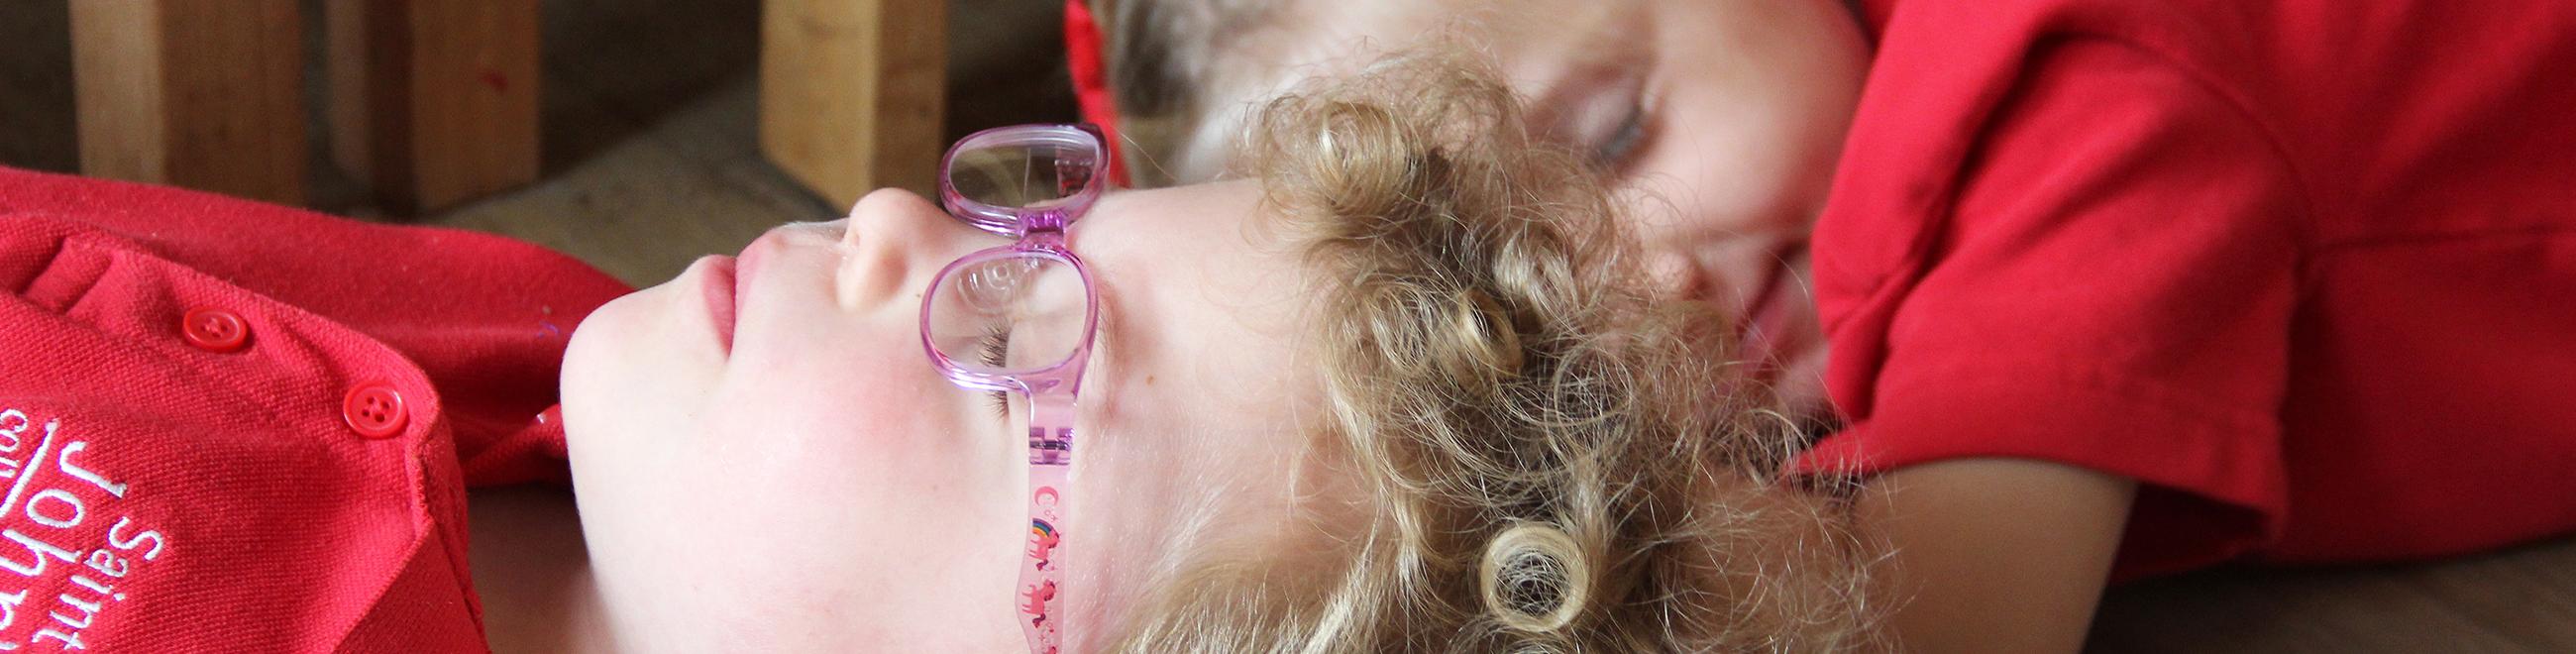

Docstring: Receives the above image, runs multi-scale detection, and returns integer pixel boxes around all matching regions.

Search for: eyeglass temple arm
[1020,391,1076,652]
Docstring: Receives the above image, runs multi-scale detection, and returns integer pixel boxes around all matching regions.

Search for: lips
[700,255,739,352]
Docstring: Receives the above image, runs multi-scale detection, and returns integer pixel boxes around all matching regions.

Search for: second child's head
[1094,0,1873,417]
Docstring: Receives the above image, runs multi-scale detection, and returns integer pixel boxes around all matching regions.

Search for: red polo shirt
[0,166,627,651]
[1798,0,2576,579]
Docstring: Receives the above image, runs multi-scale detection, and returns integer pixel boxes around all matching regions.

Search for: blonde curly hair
[1103,54,1884,651]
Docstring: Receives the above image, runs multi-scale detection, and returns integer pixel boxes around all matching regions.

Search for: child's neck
[466,485,614,652]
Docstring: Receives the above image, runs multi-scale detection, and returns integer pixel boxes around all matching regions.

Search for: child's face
[1205,0,1869,416]
[558,181,1339,650]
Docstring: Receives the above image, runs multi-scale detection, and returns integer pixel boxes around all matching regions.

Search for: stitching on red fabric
[2048,33,2320,248]
[17,241,101,314]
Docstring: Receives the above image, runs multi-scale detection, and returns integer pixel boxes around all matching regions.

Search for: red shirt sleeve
[0,167,631,487]
[1796,39,2308,579]
[0,166,627,650]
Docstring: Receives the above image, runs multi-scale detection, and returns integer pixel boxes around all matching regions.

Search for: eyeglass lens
[947,140,1099,210]
[925,254,1089,376]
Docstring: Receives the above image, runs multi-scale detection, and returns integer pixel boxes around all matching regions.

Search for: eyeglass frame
[918,123,1108,654]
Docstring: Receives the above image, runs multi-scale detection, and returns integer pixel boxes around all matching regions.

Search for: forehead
[1257,0,1638,71]
[1073,181,1323,433]
[1062,181,1334,602]
[1200,0,1646,147]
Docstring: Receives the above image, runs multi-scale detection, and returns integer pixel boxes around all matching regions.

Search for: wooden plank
[0,1,79,173]
[327,0,541,214]
[70,0,306,205]
[759,0,946,209]
[326,0,404,207]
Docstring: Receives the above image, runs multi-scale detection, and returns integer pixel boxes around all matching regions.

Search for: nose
[838,188,973,306]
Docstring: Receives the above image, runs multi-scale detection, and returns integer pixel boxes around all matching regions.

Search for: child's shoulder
[1872,0,2570,85]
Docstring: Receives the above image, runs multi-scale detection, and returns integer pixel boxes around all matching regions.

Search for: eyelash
[977,323,1013,418]
[1593,102,1649,166]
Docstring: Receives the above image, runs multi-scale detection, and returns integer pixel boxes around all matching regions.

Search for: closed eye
[1592,102,1650,168]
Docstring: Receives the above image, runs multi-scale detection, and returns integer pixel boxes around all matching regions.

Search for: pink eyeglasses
[920,124,1107,654]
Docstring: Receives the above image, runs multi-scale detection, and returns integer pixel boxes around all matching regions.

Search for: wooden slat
[327,0,541,214]
[326,0,403,207]
[759,0,946,209]
[70,0,306,205]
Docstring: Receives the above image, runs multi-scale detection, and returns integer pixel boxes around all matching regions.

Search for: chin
[556,292,637,417]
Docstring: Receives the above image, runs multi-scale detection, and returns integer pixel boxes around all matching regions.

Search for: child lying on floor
[3,56,1870,651]
[1071,0,2576,649]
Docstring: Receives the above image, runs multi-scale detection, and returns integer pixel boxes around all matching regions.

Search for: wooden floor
[2093,541,2576,652]
[6,1,2574,650]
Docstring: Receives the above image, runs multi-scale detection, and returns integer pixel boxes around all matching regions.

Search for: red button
[180,306,249,353]
[343,382,408,439]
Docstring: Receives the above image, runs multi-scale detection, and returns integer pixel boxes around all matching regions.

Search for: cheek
[567,309,1027,635]
[1641,3,1868,232]
[689,373,1020,611]
[701,292,1013,498]
[723,321,992,468]
[693,377,1005,544]
[1641,80,1844,232]
[712,358,988,480]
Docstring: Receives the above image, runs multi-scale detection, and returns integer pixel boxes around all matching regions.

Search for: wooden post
[760,0,946,209]
[327,0,542,214]
[70,0,307,205]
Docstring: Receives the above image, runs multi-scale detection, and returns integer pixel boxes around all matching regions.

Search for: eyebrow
[1091,285,1118,382]
[1085,262,1124,397]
